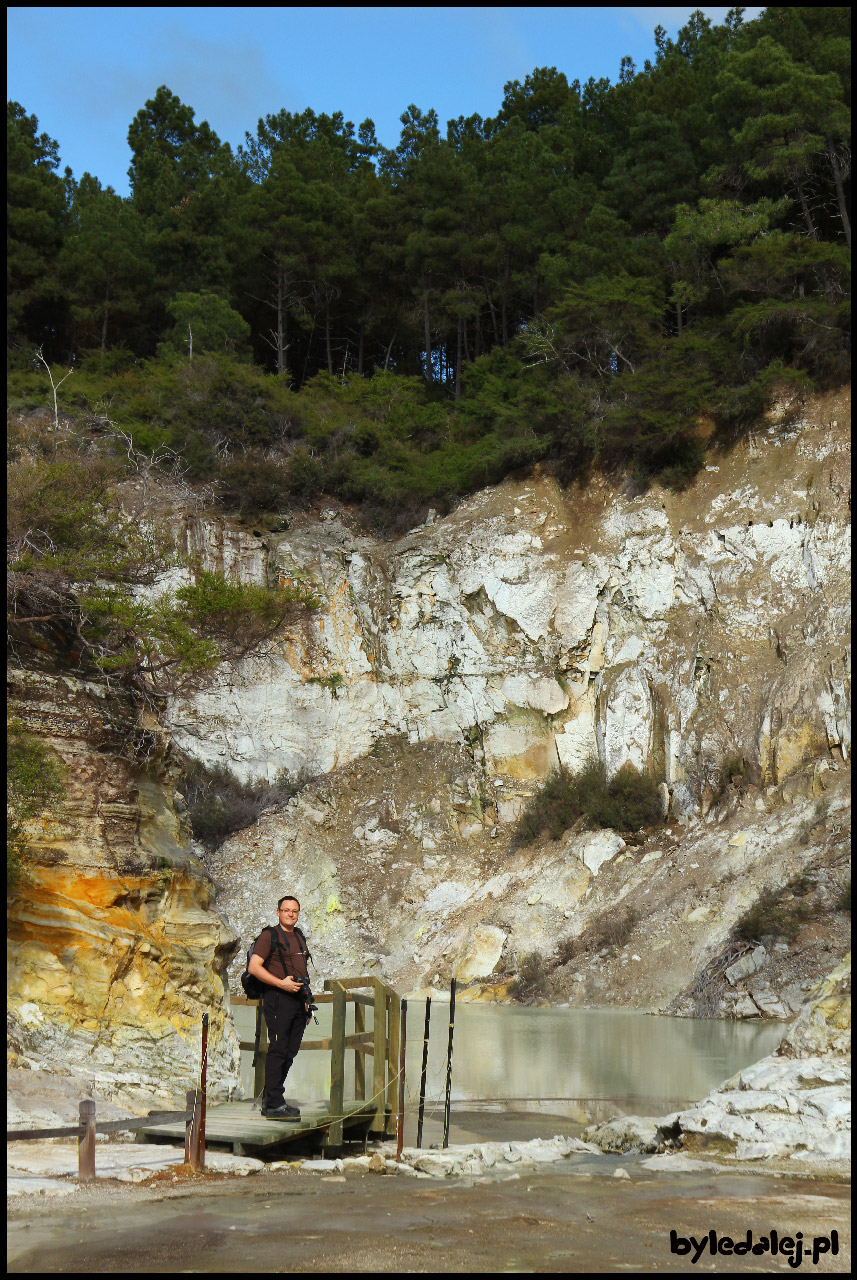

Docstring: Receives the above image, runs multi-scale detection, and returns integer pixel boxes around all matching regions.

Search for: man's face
[278,901,299,929]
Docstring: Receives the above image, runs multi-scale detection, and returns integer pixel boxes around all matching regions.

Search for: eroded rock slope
[6,664,240,1105]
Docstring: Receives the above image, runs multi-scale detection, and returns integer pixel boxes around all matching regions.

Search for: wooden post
[199,1013,208,1170]
[185,1089,195,1164]
[416,997,431,1149]
[188,1089,201,1171]
[328,980,346,1152]
[253,1005,268,1101]
[442,978,457,1149]
[396,998,407,1162]
[371,978,387,1134]
[78,1099,96,1182]
[386,990,401,1138]
[354,1002,366,1101]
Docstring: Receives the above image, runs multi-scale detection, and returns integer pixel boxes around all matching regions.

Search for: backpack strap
[267,924,288,972]
[295,925,315,970]
[268,924,313,975]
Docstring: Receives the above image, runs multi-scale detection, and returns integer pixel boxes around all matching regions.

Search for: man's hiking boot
[262,1102,301,1121]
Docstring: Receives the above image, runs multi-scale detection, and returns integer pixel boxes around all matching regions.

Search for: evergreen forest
[7,7,851,527]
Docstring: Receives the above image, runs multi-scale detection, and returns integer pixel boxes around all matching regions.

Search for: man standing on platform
[248,895,312,1121]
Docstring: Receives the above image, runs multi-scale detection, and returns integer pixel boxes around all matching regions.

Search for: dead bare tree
[34,347,74,457]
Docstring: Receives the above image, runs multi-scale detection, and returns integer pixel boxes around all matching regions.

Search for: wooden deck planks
[131,1098,380,1153]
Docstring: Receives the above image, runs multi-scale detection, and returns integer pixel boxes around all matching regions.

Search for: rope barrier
[249,1059,408,1128]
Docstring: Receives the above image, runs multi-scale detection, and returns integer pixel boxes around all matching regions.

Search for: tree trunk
[533,268,540,319]
[827,140,851,249]
[276,270,286,376]
[422,277,433,382]
[384,330,397,372]
[676,302,682,336]
[501,250,510,346]
[475,308,482,359]
[325,305,333,374]
[301,327,312,386]
[795,176,819,241]
[101,294,110,355]
[357,322,365,376]
[485,284,499,344]
[455,317,462,402]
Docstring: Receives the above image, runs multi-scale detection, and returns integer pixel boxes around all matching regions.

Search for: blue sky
[8,6,763,195]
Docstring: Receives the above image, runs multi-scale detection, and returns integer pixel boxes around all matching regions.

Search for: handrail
[7,1109,188,1142]
[238,973,403,1150]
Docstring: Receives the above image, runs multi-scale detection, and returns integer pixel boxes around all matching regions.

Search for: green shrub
[591,761,664,831]
[7,431,318,694]
[218,457,288,518]
[307,672,344,697]
[512,759,663,848]
[7,716,66,884]
[512,766,586,847]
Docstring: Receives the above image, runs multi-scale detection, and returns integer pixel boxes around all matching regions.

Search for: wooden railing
[7,1102,198,1179]
[234,975,402,1147]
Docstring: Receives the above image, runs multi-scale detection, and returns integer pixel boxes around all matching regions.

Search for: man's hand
[281,976,303,994]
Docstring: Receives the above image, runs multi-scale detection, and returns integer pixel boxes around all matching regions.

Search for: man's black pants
[261,990,306,1109]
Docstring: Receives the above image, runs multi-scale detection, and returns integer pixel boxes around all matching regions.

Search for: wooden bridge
[134,977,402,1158]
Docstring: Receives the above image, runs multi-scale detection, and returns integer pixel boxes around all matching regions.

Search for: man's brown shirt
[252,927,309,983]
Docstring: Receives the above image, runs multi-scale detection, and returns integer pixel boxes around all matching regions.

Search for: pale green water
[233,1000,786,1122]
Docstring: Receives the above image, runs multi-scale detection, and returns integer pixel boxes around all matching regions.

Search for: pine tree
[60,174,150,354]
[7,102,69,358]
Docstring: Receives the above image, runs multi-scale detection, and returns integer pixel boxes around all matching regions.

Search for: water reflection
[235,1001,785,1118]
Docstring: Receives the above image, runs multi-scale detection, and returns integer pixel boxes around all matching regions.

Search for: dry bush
[178,760,313,850]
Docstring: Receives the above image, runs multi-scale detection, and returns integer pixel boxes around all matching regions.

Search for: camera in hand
[296,977,319,1021]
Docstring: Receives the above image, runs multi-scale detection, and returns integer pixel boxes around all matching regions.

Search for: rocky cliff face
[167,389,850,818]
[7,387,851,1106]
[6,664,240,1106]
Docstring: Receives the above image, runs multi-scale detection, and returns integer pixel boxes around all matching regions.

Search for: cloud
[50,21,290,148]
[141,25,290,128]
[458,9,536,88]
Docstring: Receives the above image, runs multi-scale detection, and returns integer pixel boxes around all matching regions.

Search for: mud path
[8,1163,850,1273]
